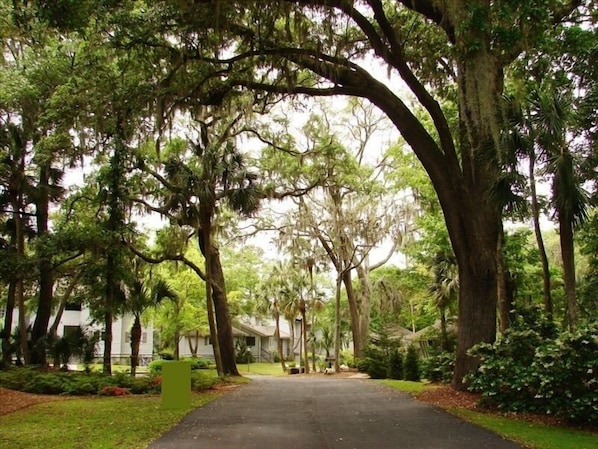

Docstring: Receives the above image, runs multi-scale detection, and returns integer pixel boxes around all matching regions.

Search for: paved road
[148,375,522,449]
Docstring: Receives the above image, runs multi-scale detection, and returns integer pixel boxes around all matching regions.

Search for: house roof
[236,322,290,339]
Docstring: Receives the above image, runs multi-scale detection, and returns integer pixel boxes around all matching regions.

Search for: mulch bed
[0,387,69,416]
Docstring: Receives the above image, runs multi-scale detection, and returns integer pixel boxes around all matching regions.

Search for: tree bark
[496,225,513,332]
[355,265,373,359]
[529,149,553,319]
[1,282,16,368]
[341,269,362,360]
[275,312,286,372]
[31,164,54,366]
[210,246,240,376]
[130,315,142,377]
[300,298,309,374]
[559,216,578,330]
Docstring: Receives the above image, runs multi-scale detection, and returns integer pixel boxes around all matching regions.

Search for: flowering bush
[99,386,131,396]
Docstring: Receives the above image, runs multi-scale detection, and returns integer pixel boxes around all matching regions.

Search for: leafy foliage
[387,349,403,380]
[421,351,455,384]
[468,314,598,424]
[403,345,420,382]
[148,357,211,374]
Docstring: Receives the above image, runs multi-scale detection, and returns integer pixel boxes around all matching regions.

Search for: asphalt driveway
[148,375,522,449]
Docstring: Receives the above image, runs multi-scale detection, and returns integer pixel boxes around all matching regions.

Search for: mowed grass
[382,381,598,449]
[377,379,434,395]
[236,362,286,376]
[0,392,220,449]
[451,409,598,449]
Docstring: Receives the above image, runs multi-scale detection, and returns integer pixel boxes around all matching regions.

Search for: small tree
[387,349,404,380]
[404,345,420,382]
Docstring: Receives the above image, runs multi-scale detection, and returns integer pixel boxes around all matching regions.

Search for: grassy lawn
[381,381,598,449]
[452,409,598,449]
[0,392,221,449]
[378,379,435,395]
[236,362,286,376]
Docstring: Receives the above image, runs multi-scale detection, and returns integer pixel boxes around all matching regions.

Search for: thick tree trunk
[355,266,372,359]
[103,254,115,375]
[31,164,53,366]
[341,270,362,360]
[103,309,113,375]
[130,315,142,377]
[210,246,239,376]
[559,217,578,330]
[452,250,498,388]
[201,227,222,374]
[334,274,342,373]
[15,199,29,365]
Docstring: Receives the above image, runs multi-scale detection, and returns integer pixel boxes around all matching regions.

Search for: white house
[178,317,295,362]
[2,305,154,365]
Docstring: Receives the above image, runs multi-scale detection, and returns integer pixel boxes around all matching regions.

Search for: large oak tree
[140,0,583,386]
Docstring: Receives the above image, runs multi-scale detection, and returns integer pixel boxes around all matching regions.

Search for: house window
[204,337,212,346]
[63,325,80,338]
[246,336,256,347]
[65,302,82,311]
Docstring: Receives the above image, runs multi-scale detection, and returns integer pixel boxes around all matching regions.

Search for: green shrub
[235,340,253,364]
[340,350,355,368]
[357,345,388,379]
[468,319,598,424]
[62,380,98,395]
[184,357,211,370]
[159,351,174,360]
[150,358,211,374]
[421,351,454,383]
[191,371,219,391]
[0,367,38,390]
[0,367,169,396]
[403,345,420,381]
[128,376,161,394]
[148,359,165,374]
[387,349,404,380]
[23,374,64,394]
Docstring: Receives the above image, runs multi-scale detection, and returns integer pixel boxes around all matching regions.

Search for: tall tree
[143,121,261,376]
[147,0,585,386]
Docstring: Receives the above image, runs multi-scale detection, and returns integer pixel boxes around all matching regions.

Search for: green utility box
[161,361,191,409]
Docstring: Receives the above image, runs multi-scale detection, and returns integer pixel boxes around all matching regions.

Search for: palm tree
[428,251,459,352]
[157,120,261,375]
[126,277,177,376]
[529,85,588,329]
[255,262,288,372]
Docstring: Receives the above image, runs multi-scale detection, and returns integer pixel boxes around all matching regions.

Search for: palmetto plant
[155,120,261,376]
[126,278,177,376]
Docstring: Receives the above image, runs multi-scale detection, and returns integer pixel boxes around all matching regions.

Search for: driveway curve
[148,375,521,449]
